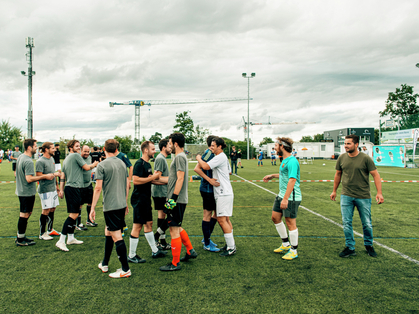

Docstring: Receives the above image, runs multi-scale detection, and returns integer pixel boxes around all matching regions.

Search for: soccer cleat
[157,242,171,251]
[98,262,109,273]
[180,248,198,262]
[39,232,54,241]
[86,221,98,227]
[204,243,220,252]
[55,241,69,252]
[365,245,377,257]
[109,268,131,278]
[219,247,237,257]
[201,238,218,247]
[152,250,168,258]
[23,237,35,244]
[339,247,356,258]
[15,238,36,246]
[274,244,291,254]
[48,229,61,236]
[75,224,88,231]
[282,249,298,260]
[159,262,181,271]
[128,255,146,264]
[67,238,83,245]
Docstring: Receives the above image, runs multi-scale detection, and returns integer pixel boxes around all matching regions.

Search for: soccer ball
[322,163,326,166]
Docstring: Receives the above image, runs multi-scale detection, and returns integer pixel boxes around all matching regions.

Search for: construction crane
[109,98,251,144]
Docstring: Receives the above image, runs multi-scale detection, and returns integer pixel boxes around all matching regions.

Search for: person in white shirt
[196,136,236,257]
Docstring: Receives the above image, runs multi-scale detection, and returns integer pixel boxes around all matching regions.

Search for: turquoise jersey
[278,155,301,201]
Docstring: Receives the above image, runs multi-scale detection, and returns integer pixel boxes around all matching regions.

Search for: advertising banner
[413,129,419,160]
[373,145,405,168]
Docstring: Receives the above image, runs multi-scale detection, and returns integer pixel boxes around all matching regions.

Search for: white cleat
[67,238,83,245]
[55,241,69,252]
[109,268,131,278]
[39,232,54,240]
[98,262,109,273]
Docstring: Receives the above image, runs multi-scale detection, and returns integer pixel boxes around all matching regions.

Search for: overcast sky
[1,0,419,146]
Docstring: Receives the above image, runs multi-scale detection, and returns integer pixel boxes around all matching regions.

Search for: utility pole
[242,73,255,160]
[21,37,35,139]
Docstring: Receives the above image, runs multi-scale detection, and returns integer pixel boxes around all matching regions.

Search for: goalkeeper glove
[165,194,178,210]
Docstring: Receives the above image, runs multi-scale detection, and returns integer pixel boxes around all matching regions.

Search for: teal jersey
[278,155,301,201]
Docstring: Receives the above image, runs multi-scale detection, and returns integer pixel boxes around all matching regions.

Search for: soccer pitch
[0,159,418,313]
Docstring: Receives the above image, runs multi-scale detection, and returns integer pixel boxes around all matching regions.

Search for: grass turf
[0,158,418,313]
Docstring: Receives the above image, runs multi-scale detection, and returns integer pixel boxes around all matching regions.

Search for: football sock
[202,220,211,246]
[180,229,193,254]
[76,210,82,226]
[39,214,48,235]
[61,217,76,236]
[47,211,54,231]
[17,217,28,237]
[58,234,66,243]
[275,222,290,246]
[129,236,139,258]
[17,232,25,242]
[289,228,298,250]
[102,236,114,266]
[171,237,182,266]
[224,233,235,250]
[159,234,167,246]
[145,232,158,253]
[155,218,165,241]
[86,206,92,222]
[115,240,130,272]
[209,217,218,235]
[68,233,75,242]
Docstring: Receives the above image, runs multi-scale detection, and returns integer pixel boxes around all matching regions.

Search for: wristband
[60,179,65,182]
[171,194,178,202]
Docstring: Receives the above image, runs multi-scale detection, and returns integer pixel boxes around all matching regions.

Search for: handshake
[164,194,178,210]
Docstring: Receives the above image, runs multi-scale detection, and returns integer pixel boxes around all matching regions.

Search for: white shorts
[38,191,60,210]
[237,158,241,163]
[55,164,61,171]
[215,195,234,217]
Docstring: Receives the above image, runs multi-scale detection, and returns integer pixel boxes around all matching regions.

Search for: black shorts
[81,184,93,205]
[166,203,187,227]
[104,208,126,232]
[272,196,300,218]
[12,163,17,171]
[153,197,166,211]
[64,186,83,214]
[19,195,36,213]
[132,197,153,224]
[200,191,216,212]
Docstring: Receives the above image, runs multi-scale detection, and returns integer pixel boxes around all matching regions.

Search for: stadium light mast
[21,37,36,139]
[242,72,255,160]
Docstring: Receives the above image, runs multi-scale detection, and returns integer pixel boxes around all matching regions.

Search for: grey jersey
[82,155,92,187]
[62,153,87,188]
[12,151,22,164]
[36,156,56,193]
[96,156,127,212]
[167,152,188,204]
[15,154,36,196]
[151,153,169,198]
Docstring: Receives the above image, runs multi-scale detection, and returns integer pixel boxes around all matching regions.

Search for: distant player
[271,148,276,166]
[153,139,171,250]
[292,149,297,158]
[53,143,61,172]
[11,145,22,177]
[90,146,102,182]
[15,139,56,246]
[194,135,220,252]
[159,133,197,271]
[263,137,301,260]
[230,146,238,175]
[258,149,263,166]
[90,139,131,278]
[56,140,98,252]
[237,149,243,168]
[197,136,236,256]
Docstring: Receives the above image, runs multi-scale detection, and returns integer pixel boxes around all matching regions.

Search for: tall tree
[114,135,133,154]
[195,125,209,144]
[300,135,314,142]
[173,111,195,143]
[149,132,162,144]
[0,120,24,150]
[259,137,274,146]
[313,133,324,142]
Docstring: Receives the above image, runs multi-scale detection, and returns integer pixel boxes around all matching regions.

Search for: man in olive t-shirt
[330,135,384,258]
[11,145,22,177]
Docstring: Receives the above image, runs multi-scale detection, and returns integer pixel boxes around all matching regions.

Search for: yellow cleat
[282,249,298,260]
[274,244,291,253]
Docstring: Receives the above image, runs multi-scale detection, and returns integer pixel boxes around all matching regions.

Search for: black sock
[86,206,92,222]
[209,217,218,234]
[291,245,298,250]
[62,217,76,235]
[17,217,28,240]
[48,211,54,231]
[76,210,81,226]
[202,220,211,246]
[115,240,129,272]
[102,236,114,266]
[39,214,48,235]
[282,237,289,243]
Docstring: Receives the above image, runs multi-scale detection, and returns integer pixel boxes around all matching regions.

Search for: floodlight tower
[21,37,36,139]
[242,72,255,160]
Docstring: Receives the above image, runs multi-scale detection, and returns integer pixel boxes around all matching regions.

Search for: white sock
[159,234,166,240]
[17,233,25,239]
[145,232,158,253]
[289,228,298,252]
[129,236,139,258]
[58,234,66,243]
[224,233,235,250]
[68,233,75,241]
[275,222,290,246]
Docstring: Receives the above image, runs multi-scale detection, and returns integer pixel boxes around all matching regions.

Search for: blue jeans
[340,195,373,250]
[231,160,237,174]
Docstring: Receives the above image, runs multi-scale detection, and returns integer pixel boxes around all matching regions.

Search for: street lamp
[21,37,35,139]
[242,72,255,160]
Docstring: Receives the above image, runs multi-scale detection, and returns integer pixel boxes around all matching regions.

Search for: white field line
[378,171,419,178]
[233,174,419,266]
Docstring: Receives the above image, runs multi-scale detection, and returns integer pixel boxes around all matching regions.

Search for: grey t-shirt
[167,152,188,204]
[62,153,87,188]
[12,151,22,163]
[82,155,92,187]
[96,156,128,212]
[151,153,169,198]
[36,156,56,193]
[15,154,36,196]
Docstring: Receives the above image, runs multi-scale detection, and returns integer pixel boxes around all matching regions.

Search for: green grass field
[1,158,418,314]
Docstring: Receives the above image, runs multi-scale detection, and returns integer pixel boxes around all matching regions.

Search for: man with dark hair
[194,135,220,252]
[11,145,22,177]
[78,145,96,229]
[230,146,238,175]
[330,135,384,258]
[36,142,60,240]
[263,137,301,260]
[160,133,197,271]
[90,139,131,278]
[153,138,171,250]
[56,140,98,252]
[128,141,166,263]
[197,136,236,256]
[15,139,56,246]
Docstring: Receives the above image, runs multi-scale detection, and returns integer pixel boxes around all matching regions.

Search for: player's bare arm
[263,173,279,182]
[330,170,342,201]
[90,179,103,222]
[194,163,219,187]
[196,155,211,171]
[370,170,384,204]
